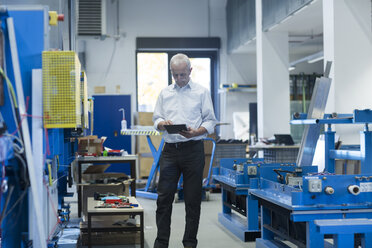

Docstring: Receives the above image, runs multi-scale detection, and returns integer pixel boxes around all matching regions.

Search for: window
[137,52,215,112]
[136,37,220,116]
[137,53,168,112]
[189,58,211,92]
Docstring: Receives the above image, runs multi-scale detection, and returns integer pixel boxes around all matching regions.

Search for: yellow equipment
[42,51,82,128]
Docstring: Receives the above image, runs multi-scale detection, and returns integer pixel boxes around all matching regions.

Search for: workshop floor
[64,186,255,248]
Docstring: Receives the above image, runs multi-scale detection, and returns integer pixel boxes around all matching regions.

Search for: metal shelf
[218,87,257,93]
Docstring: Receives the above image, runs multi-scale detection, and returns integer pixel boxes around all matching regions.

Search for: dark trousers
[154,140,205,248]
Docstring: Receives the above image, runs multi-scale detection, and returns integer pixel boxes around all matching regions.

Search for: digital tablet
[163,124,187,134]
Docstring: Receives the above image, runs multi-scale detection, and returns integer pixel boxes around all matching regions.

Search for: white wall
[226,53,257,83]
[220,53,257,139]
[324,0,372,144]
[82,0,228,127]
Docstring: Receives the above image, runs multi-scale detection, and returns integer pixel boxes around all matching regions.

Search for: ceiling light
[289,51,323,67]
[307,56,324,64]
[289,66,296,71]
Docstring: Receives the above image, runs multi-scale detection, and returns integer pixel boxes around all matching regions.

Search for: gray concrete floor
[137,193,255,248]
[64,186,256,248]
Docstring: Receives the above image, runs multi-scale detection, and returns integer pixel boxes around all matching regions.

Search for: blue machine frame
[0,6,80,247]
[0,7,48,247]
[136,135,165,199]
[250,109,372,248]
[213,158,317,241]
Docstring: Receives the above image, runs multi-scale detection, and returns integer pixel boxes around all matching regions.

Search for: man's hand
[179,127,207,138]
[158,120,173,131]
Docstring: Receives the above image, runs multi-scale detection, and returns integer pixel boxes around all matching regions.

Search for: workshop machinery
[1,7,51,248]
[0,6,84,248]
[250,109,372,248]
[213,158,317,241]
[212,63,333,242]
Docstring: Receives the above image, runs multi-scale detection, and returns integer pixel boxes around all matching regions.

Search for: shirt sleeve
[200,89,217,134]
[153,90,165,131]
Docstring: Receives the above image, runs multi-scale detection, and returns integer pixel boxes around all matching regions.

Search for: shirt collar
[173,80,193,90]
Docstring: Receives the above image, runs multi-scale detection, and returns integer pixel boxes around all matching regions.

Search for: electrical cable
[0,66,23,141]
[13,152,29,189]
[56,155,60,171]
[5,189,25,233]
[0,160,7,233]
[2,133,24,154]
[0,185,14,224]
[0,67,17,108]
[1,188,26,224]
[0,65,24,142]
[102,39,117,83]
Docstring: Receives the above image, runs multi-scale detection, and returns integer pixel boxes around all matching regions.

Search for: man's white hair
[170,53,191,69]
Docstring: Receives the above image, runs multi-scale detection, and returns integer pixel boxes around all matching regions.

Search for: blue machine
[213,158,317,241]
[0,7,48,248]
[0,6,80,248]
[250,109,372,248]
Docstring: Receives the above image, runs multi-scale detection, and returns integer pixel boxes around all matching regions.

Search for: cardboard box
[204,133,217,155]
[136,112,154,126]
[137,135,163,153]
[81,163,129,183]
[78,135,106,156]
[203,154,213,179]
[139,154,213,179]
[94,86,106,93]
[133,112,163,153]
[139,155,154,178]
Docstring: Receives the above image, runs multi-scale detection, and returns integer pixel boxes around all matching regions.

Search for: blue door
[93,95,132,174]
[93,94,131,152]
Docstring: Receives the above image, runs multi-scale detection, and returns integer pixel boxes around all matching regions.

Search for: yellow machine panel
[42,51,82,128]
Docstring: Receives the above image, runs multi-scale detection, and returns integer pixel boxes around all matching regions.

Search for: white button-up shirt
[153,80,217,143]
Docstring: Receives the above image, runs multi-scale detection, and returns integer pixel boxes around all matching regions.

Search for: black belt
[165,140,202,149]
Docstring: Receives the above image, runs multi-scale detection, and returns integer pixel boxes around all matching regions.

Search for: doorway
[136,51,217,113]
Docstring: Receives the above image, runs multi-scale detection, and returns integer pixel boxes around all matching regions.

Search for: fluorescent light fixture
[290,51,324,67]
[295,4,309,15]
[267,23,279,31]
[308,56,324,64]
[280,14,293,24]
[289,66,296,71]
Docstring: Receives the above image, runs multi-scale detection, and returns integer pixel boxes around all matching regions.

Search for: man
[153,53,217,248]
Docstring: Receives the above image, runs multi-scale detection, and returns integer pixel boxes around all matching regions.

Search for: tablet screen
[163,124,187,134]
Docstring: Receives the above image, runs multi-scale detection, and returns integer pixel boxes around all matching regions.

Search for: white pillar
[256,0,290,139]
[323,0,372,143]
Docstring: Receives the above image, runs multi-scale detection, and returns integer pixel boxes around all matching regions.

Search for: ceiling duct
[77,0,106,36]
